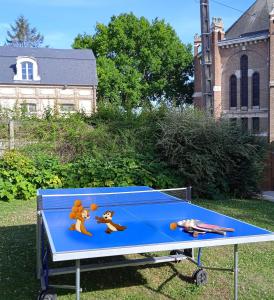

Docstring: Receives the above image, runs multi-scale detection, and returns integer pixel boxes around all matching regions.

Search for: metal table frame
[36,186,274,300]
[37,216,240,300]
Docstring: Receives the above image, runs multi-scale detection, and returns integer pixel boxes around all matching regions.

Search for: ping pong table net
[38,187,190,211]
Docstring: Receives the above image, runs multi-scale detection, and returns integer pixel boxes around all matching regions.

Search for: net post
[186,186,192,203]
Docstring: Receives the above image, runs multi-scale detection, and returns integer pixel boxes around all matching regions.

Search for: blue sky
[0,0,255,49]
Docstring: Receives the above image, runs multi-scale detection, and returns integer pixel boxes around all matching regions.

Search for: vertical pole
[234,244,238,300]
[36,213,42,279]
[200,0,213,113]
[8,120,15,150]
[37,195,42,279]
[76,260,81,300]
[186,186,192,203]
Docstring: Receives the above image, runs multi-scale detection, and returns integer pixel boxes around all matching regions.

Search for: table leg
[76,260,80,300]
[36,213,42,279]
[234,244,238,300]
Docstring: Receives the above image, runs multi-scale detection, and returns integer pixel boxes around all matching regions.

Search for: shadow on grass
[0,224,38,300]
[0,224,194,300]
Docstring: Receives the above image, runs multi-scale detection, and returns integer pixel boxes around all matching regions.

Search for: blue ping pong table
[37,186,274,300]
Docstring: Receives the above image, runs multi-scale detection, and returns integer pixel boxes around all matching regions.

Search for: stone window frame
[14,56,41,81]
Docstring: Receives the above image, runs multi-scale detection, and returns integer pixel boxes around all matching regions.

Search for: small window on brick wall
[241,117,248,131]
[252,117,260,134]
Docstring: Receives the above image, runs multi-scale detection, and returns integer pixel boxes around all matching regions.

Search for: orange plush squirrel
[69,200,93,236]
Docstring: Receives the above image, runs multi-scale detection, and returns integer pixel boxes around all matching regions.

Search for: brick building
[0,47,97,116]
[194,0,274,140]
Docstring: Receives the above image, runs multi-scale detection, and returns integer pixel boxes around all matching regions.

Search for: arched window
[252,72,260,107]
[14,56,40,81]
[230,75,237,108]
[21,61,33,80]
[240,55,248,107]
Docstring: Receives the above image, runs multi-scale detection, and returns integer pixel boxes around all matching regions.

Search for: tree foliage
[6,15,44,47]
[73,13,193,109]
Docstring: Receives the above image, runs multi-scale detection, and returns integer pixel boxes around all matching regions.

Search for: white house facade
[0,47,98,116]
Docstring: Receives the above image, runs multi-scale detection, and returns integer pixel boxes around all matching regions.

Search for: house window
[230,75,237,108]
[20,103,37,113]
[14,56,40,81]
[252,72,260,107]
[252,117,260,134]
[241,117,248,131]
[60,104,75,112]
[22,62,33,80]
[240,55,248,107]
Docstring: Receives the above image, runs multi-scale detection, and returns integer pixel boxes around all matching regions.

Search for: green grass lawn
[0,198,273,300]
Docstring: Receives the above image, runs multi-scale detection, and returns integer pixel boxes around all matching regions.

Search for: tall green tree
[73,13,193,109]
[6,15,44,48]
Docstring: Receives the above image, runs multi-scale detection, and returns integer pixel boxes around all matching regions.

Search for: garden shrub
[0,151,62,201]
[65,155,178,189]
[157,108,268,198]
[0,106,268,201]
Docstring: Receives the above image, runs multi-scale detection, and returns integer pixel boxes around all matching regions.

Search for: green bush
[0,106,268,201]
[157,108,268,198]
[65,155,178,189]
[0,151,62,201]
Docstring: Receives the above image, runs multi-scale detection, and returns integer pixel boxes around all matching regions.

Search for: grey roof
[225,0,274,40]
[0,46,97,86]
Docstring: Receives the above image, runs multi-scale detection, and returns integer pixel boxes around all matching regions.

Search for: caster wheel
[193,269,208,286]
[38,288,57,300]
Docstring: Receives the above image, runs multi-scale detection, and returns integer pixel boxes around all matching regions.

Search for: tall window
[21,62,33,80]
[230,75,237,108]
[252,72,260,107]
[240,55,248,107]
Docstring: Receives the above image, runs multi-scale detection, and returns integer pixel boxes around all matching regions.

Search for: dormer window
[22,62,33,80]
[14,56,40,81]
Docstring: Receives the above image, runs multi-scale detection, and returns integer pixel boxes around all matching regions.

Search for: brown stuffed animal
[95,210,127,234]
[69,200,92,236]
